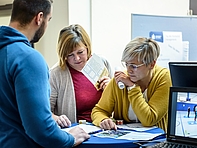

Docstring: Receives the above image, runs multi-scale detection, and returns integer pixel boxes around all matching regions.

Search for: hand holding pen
[97,76,111,90]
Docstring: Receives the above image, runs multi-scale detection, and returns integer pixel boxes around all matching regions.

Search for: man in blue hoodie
[0,0,90,147]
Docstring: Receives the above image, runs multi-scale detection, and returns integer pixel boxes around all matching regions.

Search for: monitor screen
[169,62,197,87]
[167,87,197,144]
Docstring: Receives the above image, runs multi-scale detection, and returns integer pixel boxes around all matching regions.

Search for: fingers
[100,118,117,130]
[68,127,90,147]
[114,71,134,87]
[98,76,111,90]
[56,115,71,128]
[114,71,125,82]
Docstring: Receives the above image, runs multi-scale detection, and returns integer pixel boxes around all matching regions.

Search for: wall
[0,0,70,68]
[91,0,189,69]
[34,0,69,67]
[35,0,91,68]
[0,15,10,25]
[0,0,189,69]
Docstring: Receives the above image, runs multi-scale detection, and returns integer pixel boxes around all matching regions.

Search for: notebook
[147,87,197,147]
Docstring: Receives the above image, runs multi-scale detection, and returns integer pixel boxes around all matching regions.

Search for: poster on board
[149,31,189,68]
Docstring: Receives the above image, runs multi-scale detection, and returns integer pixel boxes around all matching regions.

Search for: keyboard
[147,141,197,148]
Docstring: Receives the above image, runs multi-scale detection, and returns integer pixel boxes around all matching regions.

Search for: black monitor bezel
[169,61,197,87]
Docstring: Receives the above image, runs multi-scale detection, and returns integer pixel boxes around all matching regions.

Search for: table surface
[76,126,166,148]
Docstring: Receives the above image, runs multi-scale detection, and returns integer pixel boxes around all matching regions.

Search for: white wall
[0,0,70,68]
[91,0,189,69]
[35,0,69,67]
[0,0,189,69]
[68,0,91,38]
[0,16,10,25]
[36,0,91,68]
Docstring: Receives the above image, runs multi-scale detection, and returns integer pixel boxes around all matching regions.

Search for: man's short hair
[11,0,53,26]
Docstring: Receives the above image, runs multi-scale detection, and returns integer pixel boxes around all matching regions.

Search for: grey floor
[175,111,197,138]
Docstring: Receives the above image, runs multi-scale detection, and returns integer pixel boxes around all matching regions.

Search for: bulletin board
[131,14,197,61]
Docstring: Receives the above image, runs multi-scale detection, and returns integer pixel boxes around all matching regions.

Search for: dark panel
[190,0,197,15]
[0,4,12,10]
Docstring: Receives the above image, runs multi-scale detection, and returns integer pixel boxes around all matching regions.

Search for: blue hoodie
[0,26,74,148]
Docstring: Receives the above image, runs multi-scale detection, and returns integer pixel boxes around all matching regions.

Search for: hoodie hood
[0,26,31,49]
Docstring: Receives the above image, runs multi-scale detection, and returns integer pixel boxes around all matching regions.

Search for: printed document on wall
[150,31,187,68]
[182,41,189,61]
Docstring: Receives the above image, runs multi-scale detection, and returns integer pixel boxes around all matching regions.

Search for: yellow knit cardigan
[91,65,172,133]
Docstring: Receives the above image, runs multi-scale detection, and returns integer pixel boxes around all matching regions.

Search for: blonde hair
[57,24,92,69]
[121,37,160,65]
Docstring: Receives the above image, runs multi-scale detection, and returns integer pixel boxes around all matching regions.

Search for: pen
[88,129,104,134]
[96,81,101,90]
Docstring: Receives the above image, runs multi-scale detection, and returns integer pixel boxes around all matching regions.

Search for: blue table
[76,127,166,148]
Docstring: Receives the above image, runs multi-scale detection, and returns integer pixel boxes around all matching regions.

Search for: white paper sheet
[93,129,163,140]
[61,124,102,134]
[117,123,157,132]
[62,124,163,141]
[81,53,109,90]
[116,131,163,140]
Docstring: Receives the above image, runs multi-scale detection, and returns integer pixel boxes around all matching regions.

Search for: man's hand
[55,115,71,128]
[68,126,90,147]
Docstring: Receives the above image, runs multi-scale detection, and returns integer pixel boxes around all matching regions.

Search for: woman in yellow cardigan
[91,37,172,132]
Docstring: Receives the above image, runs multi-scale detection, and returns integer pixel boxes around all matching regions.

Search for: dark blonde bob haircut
[57,24,92,69]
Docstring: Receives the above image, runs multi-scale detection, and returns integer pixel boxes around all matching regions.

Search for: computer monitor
[169,62,197,87]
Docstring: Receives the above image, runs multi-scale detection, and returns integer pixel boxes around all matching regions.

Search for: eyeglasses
[123,62,145,71]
